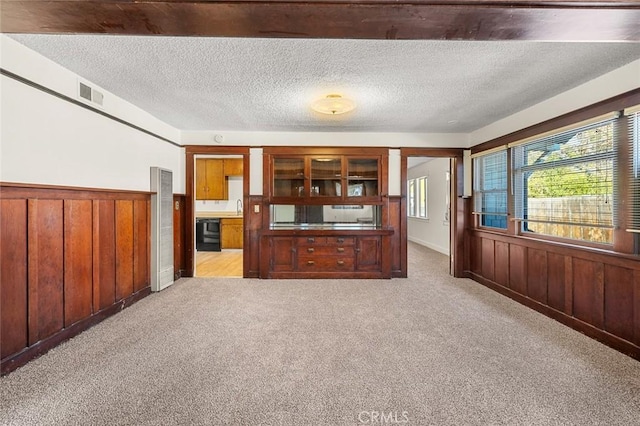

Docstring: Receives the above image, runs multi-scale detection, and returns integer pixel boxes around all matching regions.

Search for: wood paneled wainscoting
[1,184,151,375]
[467,229,640,360]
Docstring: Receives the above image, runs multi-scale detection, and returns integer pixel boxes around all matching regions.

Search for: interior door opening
[406,156,453,276]
[194,154,244,278]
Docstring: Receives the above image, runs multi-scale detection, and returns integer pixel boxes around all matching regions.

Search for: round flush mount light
[311,94,356,115]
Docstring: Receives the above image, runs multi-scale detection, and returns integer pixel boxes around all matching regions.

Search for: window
[408,176,428,219]
[473,150,508,229]
[408,179,416,217]
[512,118,616,244]
[627,105,640,233]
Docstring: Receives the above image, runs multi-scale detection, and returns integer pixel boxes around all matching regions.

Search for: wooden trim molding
[262,146,390,156]
[471,88,640,154]
[400,148,466,278]
[1,182,151,199]
[184,146,251,278]
[2,1,640,41]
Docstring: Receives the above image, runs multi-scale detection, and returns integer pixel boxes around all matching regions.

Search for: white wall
[469,59,640,146]
[407,158,451,255]
[0,35,184,192]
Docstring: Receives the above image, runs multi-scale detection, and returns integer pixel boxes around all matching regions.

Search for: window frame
[472,149,509,230]
[511,119,617,246]
[470,91,640,255]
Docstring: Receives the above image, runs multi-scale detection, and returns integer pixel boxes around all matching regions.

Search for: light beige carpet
[1,242,639,425]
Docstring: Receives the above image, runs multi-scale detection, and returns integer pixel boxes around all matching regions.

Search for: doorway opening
[406,156,452,276]
[193,153,244,278]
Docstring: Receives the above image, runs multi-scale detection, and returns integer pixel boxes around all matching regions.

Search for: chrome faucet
[236,199,243,216]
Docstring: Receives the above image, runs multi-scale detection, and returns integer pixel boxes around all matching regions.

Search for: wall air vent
[150,167,174,292]
[78,81,104,107]
[79,82,92,101]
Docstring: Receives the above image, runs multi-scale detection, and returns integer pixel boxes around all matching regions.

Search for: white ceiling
[8,35,640,133]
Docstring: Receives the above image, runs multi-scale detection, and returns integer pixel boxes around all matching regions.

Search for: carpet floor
[1,242,639,425]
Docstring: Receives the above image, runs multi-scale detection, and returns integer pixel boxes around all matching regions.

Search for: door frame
[400,148,467,278]
[185,146,251,277]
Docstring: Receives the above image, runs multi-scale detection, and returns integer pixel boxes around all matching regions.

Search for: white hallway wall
[407,158,451,255]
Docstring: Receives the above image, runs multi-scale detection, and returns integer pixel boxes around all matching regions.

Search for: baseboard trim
[1,287,151,376]
[407,236,449,256]
[468,272,640,361]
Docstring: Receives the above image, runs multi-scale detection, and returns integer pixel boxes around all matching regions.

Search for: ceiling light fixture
[311,94,356,115]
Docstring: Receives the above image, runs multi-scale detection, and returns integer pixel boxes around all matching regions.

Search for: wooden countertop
[196,211,243,219]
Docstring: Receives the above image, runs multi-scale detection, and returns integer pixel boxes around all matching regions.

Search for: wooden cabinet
[269,237,296,272]
[223,159,243,176]
[196,159,226,200]
[262,232,391,278]
[261,148,390,279]
[355,235,382,271]
[297,236,356,272]
[221,218,243,249]
[268,152,383,202]
[196,159,243,200]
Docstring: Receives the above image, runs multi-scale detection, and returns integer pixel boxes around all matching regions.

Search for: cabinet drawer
[326,236,355,246]
[298,256,355,271]
[296,236,355,246]
[300,246,354,256]
[296,236,326,245]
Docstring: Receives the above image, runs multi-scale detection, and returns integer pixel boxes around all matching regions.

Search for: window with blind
[511,118,616,244]
[408,176,428,219]
[473,150,508,229]
[627,106,640,234]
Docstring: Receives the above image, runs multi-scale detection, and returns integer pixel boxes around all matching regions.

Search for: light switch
[254,204,260,213]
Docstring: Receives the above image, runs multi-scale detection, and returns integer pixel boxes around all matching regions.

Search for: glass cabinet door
[310,158,342,197]
[347,158,379,198]
[273,157,305,197]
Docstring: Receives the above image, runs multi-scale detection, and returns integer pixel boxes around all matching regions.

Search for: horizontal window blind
[473,149,508,229]
[627,105,640,233]
[512,117,616,244]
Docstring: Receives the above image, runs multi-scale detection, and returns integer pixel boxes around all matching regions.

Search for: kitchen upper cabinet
[223,159,243,176]
[196,159,226,200]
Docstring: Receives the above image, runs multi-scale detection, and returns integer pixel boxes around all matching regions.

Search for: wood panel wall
[0,184,151,375]
[173,194,186,279]
[467,229,640,359]
[246,195,264,278]
[388,196,403,278]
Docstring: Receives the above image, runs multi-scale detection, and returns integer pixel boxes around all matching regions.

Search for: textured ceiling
[8,35,640,133]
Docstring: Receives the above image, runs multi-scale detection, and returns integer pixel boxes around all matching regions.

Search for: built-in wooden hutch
[260,147,394,278]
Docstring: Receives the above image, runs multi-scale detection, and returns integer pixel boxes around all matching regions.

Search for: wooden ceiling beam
[1,1,639,41]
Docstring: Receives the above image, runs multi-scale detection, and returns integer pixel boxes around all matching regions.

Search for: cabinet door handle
[355,248,361,253]
[307,237,315,243]
[336,247,345,253]
[307,248,314,253]
[337,260,345,266]
[307,260,315,266]
[337,238,345,243]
